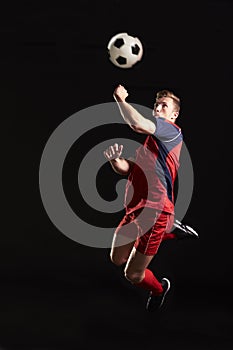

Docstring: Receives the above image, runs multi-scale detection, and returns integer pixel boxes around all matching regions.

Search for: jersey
[124,116,183,215]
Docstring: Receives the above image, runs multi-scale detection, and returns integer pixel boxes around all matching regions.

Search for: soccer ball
[107,32,143,69]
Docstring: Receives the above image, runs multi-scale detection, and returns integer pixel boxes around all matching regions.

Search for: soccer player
[104,84,198,311]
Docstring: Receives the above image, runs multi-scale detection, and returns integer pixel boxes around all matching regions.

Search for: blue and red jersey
[124,117,183,215]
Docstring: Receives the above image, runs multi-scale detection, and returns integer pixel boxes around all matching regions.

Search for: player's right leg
[110,212,139,266]
[110,237,136,266]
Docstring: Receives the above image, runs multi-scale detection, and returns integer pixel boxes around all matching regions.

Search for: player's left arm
[113,84,156,135]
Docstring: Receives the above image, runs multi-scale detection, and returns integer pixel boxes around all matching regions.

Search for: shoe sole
[174,220,199,238]
[186,225,199,238]
[159,278,171,308]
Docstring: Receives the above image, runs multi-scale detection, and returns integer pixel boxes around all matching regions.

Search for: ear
[173,111,179,119]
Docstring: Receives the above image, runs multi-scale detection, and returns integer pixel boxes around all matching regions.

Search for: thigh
[111,237,136,266]
[135,210,171,256]
[110,212,139,265]
[125,247,154,276]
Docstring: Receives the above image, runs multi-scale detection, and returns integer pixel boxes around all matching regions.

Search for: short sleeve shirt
[124,117,183,215]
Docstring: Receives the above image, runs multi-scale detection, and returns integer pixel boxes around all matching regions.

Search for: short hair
[156,90,180,112]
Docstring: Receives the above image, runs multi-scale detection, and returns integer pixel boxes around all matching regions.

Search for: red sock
[135,268,163,295]
[162,233,176,241]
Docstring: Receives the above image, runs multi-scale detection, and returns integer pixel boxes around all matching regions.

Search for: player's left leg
[162,218,199,241]
[172,219,199,239]
[162,214,176,241]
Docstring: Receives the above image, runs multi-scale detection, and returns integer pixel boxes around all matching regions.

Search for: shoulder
[154,117,182,141]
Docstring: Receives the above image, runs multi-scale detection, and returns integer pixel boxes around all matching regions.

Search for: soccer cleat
[173,219,199,239]
[146,278,170,312]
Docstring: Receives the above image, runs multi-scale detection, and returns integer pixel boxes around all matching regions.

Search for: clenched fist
[113,84,129,102]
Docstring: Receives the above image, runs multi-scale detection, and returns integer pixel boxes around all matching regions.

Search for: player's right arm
[104,143,133,176]
[113,84,156,135]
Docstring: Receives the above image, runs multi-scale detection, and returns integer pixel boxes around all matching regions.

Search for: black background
[1,1,232,349]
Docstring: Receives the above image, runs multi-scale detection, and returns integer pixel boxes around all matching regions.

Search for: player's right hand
[104,143,123,161]
[113,84,129,102]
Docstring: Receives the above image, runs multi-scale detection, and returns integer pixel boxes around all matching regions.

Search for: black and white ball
[107,32,143,69]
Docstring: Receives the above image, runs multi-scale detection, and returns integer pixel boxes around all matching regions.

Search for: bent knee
[110,252,127,266]
[124,269,144,284]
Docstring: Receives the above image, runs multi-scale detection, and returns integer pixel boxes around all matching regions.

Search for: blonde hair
[156,90,180,112]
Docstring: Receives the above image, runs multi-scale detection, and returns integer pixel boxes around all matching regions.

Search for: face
[153,97,179,121]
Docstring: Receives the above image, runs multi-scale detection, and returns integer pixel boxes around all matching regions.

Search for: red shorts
[114,207,174,256]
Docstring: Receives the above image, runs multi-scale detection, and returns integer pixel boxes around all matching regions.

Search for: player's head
[153,90,180,122]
